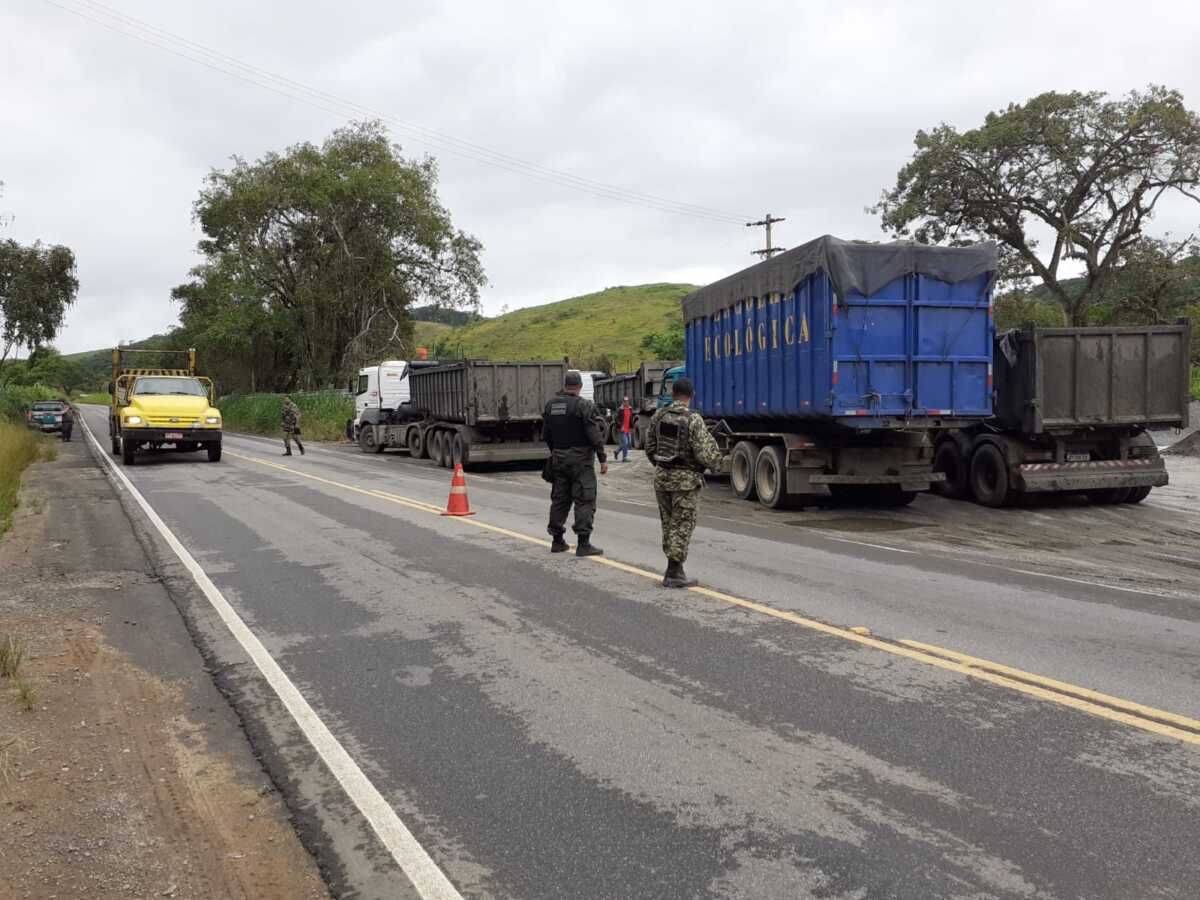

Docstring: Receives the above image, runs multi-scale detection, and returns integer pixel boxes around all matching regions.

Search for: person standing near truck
[542,371,608,556]
[644,377,721,588]
[60,401,74,442]
[281,395,305,456]
[617,396,633,462]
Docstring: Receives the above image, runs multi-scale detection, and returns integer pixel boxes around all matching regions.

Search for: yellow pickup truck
[108,348,223,465]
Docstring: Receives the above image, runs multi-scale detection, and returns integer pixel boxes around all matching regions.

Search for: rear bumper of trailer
[1013,457,1167,493]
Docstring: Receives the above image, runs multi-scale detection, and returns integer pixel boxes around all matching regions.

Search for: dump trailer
[681,235,997,509]
[592,360,680,447]
[108,347,223,465]
[933,322,1192,507]
[356,359,565,466]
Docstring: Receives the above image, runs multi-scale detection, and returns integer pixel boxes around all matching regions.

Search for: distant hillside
[413,320,452,348]
[429,283,695,371]
[410,304,481,327]
[63,334,181,387]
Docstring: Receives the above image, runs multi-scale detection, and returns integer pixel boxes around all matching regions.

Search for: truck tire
[1088,487,1130,505]
[111,434,120,455]
[429,431,444,466]
[969,443,1011,508]
[932,440,968,500]
[409,426,427,459]
[451,433,469,467]
[876,486,918,507]
[207,441,222,462]
[754,445,792,510]
[358,425,384,454]
[121,437,136,466]
[1123,485,1153,503]
[730,441,759,501]
[633,420,645,450]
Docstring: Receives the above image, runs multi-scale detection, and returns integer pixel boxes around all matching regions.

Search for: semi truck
[351,358,443,445]
[108,347,223,465]
[592,360,680,447]
[355,359,566,466]
[671,235,998,509]
[932,321,1192,507]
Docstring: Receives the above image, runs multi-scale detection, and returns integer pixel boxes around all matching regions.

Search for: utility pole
[746,213,786,260]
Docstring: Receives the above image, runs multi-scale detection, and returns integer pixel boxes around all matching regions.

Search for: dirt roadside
[0,438,329,899]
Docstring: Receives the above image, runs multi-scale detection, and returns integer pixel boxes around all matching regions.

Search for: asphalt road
[78,407,1200,899]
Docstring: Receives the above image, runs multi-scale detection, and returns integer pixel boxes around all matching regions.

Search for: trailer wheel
[409,426,427,459]
[428,431,444,467]
[633,419,645,450]
[358,425,384,454]
[932,441,968,500]
[1123,485,1152,504]
[754,445,793,509]
[120,437,136,466]
[730,441,759,501]
[451,433,469,467]
[438,431,453,468]
[969,444,1011,508]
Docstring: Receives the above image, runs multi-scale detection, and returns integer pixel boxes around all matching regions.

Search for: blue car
[26,400,69,432]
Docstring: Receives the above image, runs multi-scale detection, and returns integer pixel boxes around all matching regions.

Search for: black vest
[544,394,590,448]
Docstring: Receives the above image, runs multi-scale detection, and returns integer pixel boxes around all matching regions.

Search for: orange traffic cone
[441,463,476,517]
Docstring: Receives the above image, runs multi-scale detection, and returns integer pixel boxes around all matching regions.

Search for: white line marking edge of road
[78,414,464,900]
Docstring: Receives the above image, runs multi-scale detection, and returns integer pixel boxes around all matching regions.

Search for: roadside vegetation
[0,385,58,534]
[219,391,352,441]
[74,391,110,406]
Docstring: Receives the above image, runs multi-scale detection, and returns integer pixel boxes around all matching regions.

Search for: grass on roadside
[218,392,352,442]
[0,423,41,535]
[74,392,111,406]
[13,677,35,711]
[0,634,25,679]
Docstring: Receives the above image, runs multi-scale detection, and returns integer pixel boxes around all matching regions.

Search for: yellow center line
[224,450,1200,747]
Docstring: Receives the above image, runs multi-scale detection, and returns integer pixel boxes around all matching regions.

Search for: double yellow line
[227,450,1200,747]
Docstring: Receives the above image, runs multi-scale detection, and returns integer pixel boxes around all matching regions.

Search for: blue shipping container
[682,236,996,427]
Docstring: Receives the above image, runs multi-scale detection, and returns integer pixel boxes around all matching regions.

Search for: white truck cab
[354,360,413,428]
[571,370,606,402]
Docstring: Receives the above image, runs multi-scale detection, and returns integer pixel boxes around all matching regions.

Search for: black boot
[550,536,569,553]
[662,560,697,588]
[575,539,604,557]
[297,440,305,456]
[283,450,293,456]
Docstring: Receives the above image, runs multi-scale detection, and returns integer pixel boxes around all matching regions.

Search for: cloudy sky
[3,0,1199,354]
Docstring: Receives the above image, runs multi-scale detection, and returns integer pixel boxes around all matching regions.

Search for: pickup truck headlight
[124,415,143,425]
[205,416,221,425]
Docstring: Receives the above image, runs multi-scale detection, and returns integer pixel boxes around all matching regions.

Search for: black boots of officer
[662,560,696,588]
[550,537,569,553]
[575,539,603,557]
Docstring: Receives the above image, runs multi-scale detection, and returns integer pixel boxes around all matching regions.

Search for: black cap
[564,371,583,387]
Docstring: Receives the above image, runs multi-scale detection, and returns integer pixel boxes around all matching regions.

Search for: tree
[9,347,87,393]
[0,239,79,383]
[173,121,484,392]
[1091,234,1200,325]
[640,322,685,360]
[873,86,1200,325]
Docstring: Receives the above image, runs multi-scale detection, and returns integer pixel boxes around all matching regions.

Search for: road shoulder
[0,434,329,899]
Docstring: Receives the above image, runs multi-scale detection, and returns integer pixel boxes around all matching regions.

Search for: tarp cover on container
[682,235,997,322]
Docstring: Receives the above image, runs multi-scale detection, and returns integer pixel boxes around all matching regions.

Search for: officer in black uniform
[542,371,608,556]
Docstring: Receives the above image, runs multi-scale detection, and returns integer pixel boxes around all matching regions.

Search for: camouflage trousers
[655,486,701,563]
[283,430,304,454]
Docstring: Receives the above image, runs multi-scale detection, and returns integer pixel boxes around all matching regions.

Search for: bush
[218,392,353,441]
[0,384,62,425]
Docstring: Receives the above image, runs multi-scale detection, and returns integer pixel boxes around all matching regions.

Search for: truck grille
[145,417,201,427]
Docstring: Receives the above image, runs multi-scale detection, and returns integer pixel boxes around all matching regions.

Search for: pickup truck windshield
[131,377,207,397]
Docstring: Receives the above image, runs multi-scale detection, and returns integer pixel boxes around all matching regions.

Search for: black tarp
[681,235,998,322]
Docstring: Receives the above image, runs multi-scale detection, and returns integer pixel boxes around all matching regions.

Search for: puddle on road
[785,517,927,533]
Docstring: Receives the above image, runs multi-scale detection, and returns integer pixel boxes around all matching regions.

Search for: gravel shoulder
[0,436,329,899]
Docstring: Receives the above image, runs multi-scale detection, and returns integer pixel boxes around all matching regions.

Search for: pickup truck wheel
[754,445,793,509]
[120,437,136,466]
[932,440,967,500]
[730,441,759,501]
[969,444,1011,508]
[1123,485,1152,503]
[207,442,222,462]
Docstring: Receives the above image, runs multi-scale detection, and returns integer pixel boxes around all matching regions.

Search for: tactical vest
[653,406,696,466]
[544,394,591,448]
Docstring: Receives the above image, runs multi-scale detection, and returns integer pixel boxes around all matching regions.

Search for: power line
[43,0,755,225]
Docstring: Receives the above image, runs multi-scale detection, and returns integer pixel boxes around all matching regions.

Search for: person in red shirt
[618,396,633,461]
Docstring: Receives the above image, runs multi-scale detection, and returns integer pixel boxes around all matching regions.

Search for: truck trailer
[356,359,565,467]
[592,360,680,447]
[933,322,1192,507]
[678,235,998,509]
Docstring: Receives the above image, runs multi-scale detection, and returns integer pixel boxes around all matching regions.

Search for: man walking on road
[617,396,633,462]
[644,376,721,588]
[281,395,305,456]
[543,371,608,556]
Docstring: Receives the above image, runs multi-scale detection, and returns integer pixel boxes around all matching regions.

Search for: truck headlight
[205,416,220,425]
[125,415,143,425]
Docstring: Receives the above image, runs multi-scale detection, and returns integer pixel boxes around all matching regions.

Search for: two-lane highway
[79,406,1200,899]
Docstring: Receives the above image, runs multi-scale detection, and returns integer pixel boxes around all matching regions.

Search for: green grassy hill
[413,320,452,349]
[430,283,694,370]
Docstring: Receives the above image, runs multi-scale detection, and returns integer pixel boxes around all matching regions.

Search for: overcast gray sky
[3,0,1199,354]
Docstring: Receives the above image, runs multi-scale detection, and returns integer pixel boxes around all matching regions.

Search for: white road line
[78,414,464,900]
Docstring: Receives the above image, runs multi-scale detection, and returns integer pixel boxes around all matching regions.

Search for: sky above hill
[3,0,1199,353]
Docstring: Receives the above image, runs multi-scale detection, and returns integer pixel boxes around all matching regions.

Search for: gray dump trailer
[934,322,1192,507]
[357,359,564,467]
[592,360,679,447]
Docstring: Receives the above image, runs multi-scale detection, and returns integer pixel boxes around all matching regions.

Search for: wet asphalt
[79,407,1200,899]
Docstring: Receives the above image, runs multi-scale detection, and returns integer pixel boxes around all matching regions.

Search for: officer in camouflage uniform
[281,395,305,456]
[542,371,608,556]
[643,376,722,587]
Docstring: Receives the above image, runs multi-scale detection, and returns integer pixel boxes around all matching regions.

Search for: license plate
[1066,453,1089,462]
[165,431,185,440]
